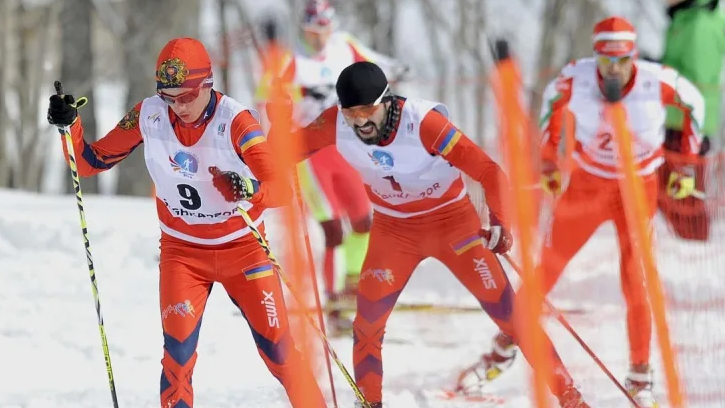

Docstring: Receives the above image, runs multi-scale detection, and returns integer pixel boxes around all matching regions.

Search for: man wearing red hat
[255,0,411,336]
[462,16,705,408]
[47,37,326,408]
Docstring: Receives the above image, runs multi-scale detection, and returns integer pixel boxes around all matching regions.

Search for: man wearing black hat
[265,61,591,408]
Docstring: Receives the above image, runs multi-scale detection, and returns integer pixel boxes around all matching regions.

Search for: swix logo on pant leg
[474,258,497,290]
[261,290,280,328]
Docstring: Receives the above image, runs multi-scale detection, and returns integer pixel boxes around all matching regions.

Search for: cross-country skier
[263,60,592,408]
[254,0,411,335]
[46,37,326,408]
[463,16,705,408]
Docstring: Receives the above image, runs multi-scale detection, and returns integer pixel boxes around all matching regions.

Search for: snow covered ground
[0,188,723,408]
[5,0,722,406]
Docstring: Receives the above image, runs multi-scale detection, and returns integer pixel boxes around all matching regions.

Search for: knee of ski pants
[255,329,297,367]
[320,218,343,248]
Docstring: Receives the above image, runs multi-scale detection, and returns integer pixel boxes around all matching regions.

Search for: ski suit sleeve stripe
[539,63,574,162]
[659,67,705,155]
[61,103,144,177]
[231,110,292,208]
[238,128,266,153]
[420,109,510,228]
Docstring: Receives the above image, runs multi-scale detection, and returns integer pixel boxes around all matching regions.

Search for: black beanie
[336,61,389,108]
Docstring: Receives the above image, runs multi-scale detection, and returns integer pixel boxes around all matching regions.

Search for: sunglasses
[157,86,202,105]
[339,84,389,119]
[596,54,634,66]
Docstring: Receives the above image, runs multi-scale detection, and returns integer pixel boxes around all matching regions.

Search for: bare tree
[9,2,56,191]
[453,0,469,129]
[60,0,99,194]
[229,0,274,99]
[0,0,11,187]
[419,0,450,103]
[470,0,488,146]
[568,0,606,60]
[365,0,398,57]
[217,0,232,94]
[115,0,200,196]
[527,0,570,168]
[529,0,568,120]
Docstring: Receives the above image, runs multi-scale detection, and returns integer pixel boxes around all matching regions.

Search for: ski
[234,303,590,317]
[423,389,507,406]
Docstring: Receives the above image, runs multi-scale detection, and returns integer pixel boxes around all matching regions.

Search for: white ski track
[2,191,723,408]
[235,303,592,317]
[422,389,510,407]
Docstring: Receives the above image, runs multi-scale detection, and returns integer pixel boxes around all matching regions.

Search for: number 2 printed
[597,132,613,151]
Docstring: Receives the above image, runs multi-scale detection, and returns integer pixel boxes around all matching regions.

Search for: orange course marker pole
[604,78,685,408]
[264,40,321,405]
[490,41,551,408]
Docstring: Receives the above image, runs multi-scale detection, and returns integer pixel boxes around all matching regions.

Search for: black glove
[491,39,510,62]
[47,94,81,127]
[209,166,259,202]
[480,213,513,254]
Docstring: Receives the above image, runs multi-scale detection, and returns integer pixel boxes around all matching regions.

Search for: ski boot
[327,308,353,337]
[454,333,518,394]
[557,385,591,408]
[625,366,659,408]
[327,275,358,337]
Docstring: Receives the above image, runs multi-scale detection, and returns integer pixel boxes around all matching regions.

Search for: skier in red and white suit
[262,61,592,408]
[46,37,326,408]
[470,17,704,408]
[255,0,410,334]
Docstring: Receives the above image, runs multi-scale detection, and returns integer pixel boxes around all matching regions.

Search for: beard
[354,121,383,145]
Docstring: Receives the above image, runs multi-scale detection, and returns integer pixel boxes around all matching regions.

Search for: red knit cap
[155,37,213,90]
[592,17,637,57]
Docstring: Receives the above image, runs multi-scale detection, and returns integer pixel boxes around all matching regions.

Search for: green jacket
[662,0,725,136]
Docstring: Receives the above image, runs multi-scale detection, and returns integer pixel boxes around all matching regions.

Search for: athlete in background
[255,0,411,334]
[265,61,591,408]
[47,37,326,408]
[466,17,704,408]
[658,0,724,240]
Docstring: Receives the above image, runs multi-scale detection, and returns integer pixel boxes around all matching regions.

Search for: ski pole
[237,204,371,408]
[491,246,642,408]
[290,167,339,408]
[53,81,120,408]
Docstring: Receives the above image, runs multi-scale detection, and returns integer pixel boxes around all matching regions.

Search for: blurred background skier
[254,0,410,335]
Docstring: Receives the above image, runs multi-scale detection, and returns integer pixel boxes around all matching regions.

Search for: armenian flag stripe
[451,233,482,255]
[435,128,462,156]
[244,263,274,280]
[239,129,266,152]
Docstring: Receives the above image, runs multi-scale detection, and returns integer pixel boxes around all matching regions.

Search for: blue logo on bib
[169,151,199,178]
[369,150,394,171]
